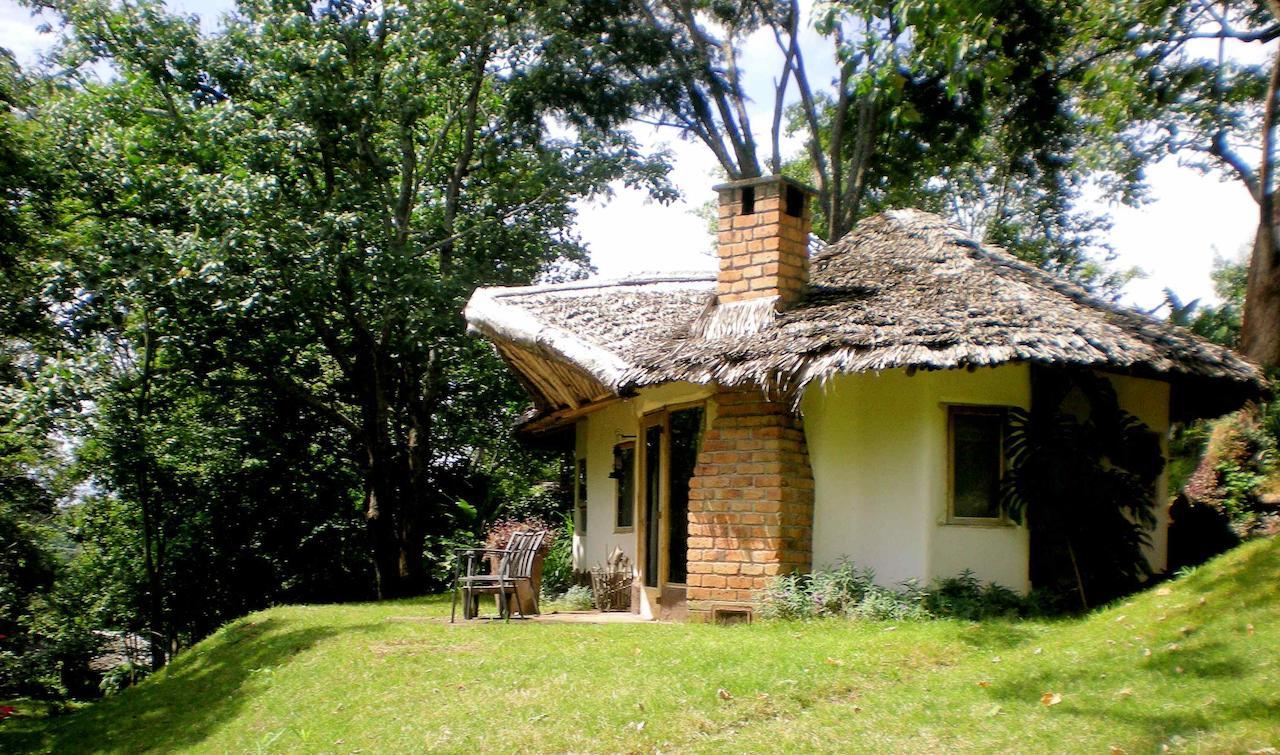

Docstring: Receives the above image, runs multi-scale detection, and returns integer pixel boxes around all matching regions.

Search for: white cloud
[1,1,56,68]
[1102,160,1255,309]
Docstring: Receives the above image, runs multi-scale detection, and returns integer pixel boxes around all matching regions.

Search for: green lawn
[4,538,1279,753]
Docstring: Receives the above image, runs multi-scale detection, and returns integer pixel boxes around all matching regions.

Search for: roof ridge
[476,271,715,300]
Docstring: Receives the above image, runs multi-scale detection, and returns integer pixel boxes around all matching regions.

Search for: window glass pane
[615,444,635,529]
[952,411,1003,519]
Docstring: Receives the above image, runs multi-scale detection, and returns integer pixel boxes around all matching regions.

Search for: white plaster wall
[571,382,717,578]
[573,401,638,573]
[802,365,1032,591]
[566,365,1171,603]
[1104,373,1172,574]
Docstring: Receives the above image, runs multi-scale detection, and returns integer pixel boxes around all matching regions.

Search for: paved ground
[531,610,655,624]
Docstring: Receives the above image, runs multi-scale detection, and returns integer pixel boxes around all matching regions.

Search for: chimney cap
[712,174,819,196]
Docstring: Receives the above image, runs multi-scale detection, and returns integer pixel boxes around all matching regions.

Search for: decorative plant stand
[590,548,632,612]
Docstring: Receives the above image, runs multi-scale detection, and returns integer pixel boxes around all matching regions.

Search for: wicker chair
[450,530,547,622]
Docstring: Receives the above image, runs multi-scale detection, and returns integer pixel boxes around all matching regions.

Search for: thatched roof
[465,209,1266,423]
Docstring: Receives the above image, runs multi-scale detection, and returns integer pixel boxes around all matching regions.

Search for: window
[949,406,1007,522]
[612,442,635,530]
[740,186,755,215]
[575,458,587,533]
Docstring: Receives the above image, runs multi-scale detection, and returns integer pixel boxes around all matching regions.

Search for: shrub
[761,562,1036,622]
[483,516,553,552]
[760,561,929,621]
[925,570,1027,620]
[542,584,594,612]
[758,573,815,620]
[538,512,575,597]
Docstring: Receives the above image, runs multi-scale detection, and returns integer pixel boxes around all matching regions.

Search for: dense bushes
[538,513,576,597]
[759,561,1044,622]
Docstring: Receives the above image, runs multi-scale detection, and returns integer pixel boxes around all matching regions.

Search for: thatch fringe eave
[466,210,1268,426]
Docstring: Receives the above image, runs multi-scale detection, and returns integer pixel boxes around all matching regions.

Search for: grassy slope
[3,538,1278,754]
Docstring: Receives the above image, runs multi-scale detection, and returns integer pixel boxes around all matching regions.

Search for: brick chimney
[713,175,815,310]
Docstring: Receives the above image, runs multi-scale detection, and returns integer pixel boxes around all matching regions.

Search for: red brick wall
[686,388,815,620]
[715,177,811,309]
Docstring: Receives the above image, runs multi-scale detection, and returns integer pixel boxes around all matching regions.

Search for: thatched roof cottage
[465,175,1264,621]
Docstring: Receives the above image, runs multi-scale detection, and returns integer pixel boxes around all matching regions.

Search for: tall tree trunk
[1241,209,1280,367]
[134,311,168,670]
[361,367,434,599]
[1242,49,1280,368]
[365,446,418,598]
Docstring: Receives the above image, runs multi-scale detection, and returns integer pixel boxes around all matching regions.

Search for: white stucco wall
[802,365,1033,591]
[572,400,638,573]
[571,382,716,575]
[566,365,1172,605]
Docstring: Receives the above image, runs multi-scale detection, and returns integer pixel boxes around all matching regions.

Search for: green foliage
[544,584,594,612]
[760,562,1047,622]
[0,53,83,693]
[616,0,1140,292]
[1002,370,1165,609]
[539,512,576,598]
[1168,419,1212,497]
[97,661,144,697]
[1164,254,1248,349]
[1201,398,1280,536]
[0,0,664,681]
[924,570,1030,621]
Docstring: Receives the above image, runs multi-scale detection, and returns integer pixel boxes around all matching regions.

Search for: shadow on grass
[984,639,1266,746]
[1050,694,1280,748]
[1,616,379,754]
[954,622,1041,651]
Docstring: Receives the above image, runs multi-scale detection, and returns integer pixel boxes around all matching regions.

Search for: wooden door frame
[638,411,667,590]
[637,402,705,593]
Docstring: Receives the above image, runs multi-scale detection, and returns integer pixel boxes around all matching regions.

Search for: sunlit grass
[3,538,1278,753]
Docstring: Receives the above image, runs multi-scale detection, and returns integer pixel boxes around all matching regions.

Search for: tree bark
[133,310,168,670]
[1241,49,1280,368]
[1241,208,1280,367]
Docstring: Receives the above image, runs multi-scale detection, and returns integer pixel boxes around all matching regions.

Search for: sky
[0,0,1261,310]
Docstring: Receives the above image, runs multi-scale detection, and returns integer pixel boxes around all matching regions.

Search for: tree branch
[1210,129,1261,201]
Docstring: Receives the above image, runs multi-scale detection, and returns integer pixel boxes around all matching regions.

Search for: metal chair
[450,530,547,622]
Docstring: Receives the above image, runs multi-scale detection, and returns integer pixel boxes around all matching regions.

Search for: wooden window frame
[945,404,1013,526]
[613,441,636,533]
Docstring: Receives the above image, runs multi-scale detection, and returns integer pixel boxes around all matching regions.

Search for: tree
[30,0,671,613]
[0,50,87,696]
[1072,0,1280,364]
[591,0,1133,288]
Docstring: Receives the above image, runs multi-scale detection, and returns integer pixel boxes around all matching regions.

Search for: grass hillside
[3,538,1279,753]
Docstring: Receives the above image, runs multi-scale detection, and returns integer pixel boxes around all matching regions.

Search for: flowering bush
[483,517,554,553]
